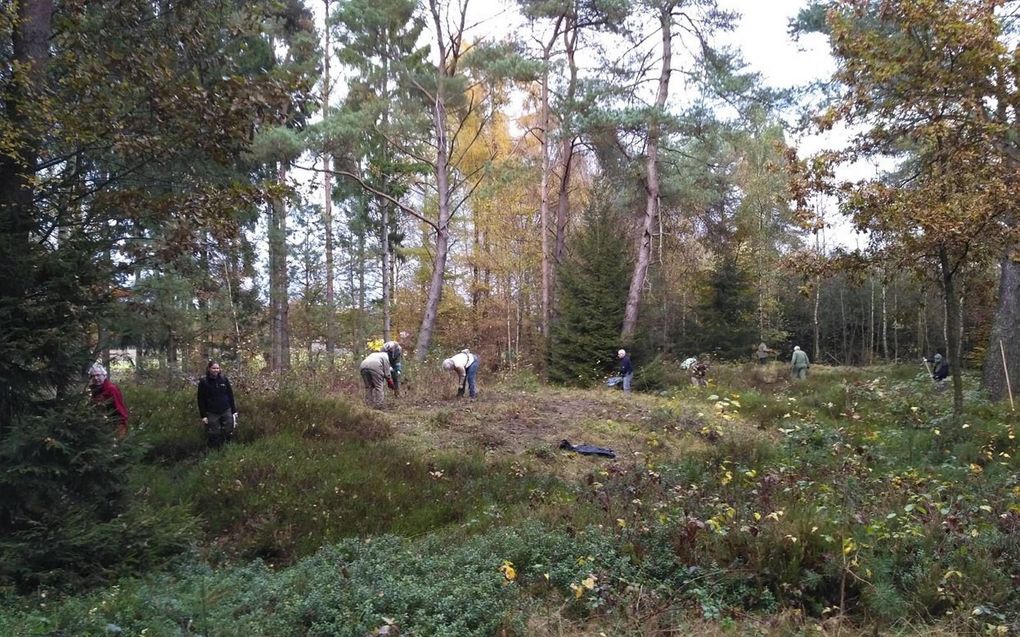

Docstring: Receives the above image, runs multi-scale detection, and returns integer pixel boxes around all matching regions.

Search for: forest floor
[2,363,1017,637]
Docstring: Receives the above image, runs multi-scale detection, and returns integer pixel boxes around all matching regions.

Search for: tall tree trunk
[269,162,291,372]
[380,55,393,343]
[322,0,336,367]
[356,211,366,358]
[538,30,555,342]
[893,286,899,363]
[866,277,875,365]
[198,234,211,365]
[554,19,578,273]
[381,193,391,341]
[982,243,1020,402]
[840,285,848,364]
[922,291,930,358]
[938,247,964,417]
[622,4,672,341]
[881,277,888,361]
[813,278,821,363]
[415,0,457,361]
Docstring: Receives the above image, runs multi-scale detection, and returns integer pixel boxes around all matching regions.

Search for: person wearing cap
[790,345,810,380]
[442,349,480,399]
[618,349,633,393]
[359,351,393,408]
[197,361,238,448]
[928,353,950,382]
[88,362,129,437]
[382,340,403,396]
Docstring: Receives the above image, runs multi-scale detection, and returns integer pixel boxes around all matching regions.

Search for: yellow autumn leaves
[497,559,599,602]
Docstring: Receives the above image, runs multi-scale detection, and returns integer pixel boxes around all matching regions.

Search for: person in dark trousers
[197,361,238,448]
[382,340,403,396]
[89,362,129,438]
[928,353,950,382]
[617,349,633,393]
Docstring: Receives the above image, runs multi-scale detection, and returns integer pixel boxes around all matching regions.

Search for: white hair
[618,349,626,357]
[442,359,454,371]
[793,346,801,351]
[88,362,107,380]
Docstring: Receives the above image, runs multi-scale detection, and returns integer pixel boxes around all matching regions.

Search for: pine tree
[548,188,630,385]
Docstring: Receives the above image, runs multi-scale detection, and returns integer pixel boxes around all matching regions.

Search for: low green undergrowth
[3,367,1017,635]
[573,365,1020,631]
[0,522,628,637]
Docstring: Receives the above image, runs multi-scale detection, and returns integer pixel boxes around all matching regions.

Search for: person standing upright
[89,362,129,438]
[790,346,811,380]
[197,361,238,448]
[618,349,633,394]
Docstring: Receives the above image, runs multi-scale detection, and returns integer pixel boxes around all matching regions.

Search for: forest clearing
[3,0,1020,634]
[1,364,1017,635]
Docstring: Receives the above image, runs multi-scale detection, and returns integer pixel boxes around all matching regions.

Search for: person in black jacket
[928,353,950,383]
[197,361,238,448]
[617,349,633,394]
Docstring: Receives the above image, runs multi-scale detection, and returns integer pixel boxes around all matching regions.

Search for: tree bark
[538,28,555,342]
[982,244,1020,401]
[554,18,578,276]
[622,4,672,341]
[414,0,458,361]
[269,162,291,372]
[323,0,336,367]
[813,278,821,363]
[881,277,888,361]
[380,54,393,343]
[939,247,964,417]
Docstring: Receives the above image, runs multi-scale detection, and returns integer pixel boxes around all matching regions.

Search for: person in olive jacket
[197,361,238,448]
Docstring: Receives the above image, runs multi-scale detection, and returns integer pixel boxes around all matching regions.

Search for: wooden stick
[1001,339,1015,412]
[922,358,936,386]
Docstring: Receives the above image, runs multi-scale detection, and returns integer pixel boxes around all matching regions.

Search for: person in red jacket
[89,363,128,437]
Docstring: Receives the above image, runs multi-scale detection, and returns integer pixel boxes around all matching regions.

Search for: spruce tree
[693,254,758,359]
[548,189,630,386]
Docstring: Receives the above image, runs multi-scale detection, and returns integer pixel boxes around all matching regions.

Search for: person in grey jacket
[791,346,810,380]
[359,351,393,408]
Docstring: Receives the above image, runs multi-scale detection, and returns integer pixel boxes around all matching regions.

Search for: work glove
[386,378,395,389]
[202,417,208,425]
[457,386,465,397]
[233,413,239,425]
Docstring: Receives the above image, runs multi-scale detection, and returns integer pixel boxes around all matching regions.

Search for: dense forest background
[4,0,1018,393]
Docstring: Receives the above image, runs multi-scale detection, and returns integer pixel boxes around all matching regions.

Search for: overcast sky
[306,0,865,249]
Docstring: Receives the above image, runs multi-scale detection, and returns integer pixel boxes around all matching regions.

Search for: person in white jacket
[442,349,480,399]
